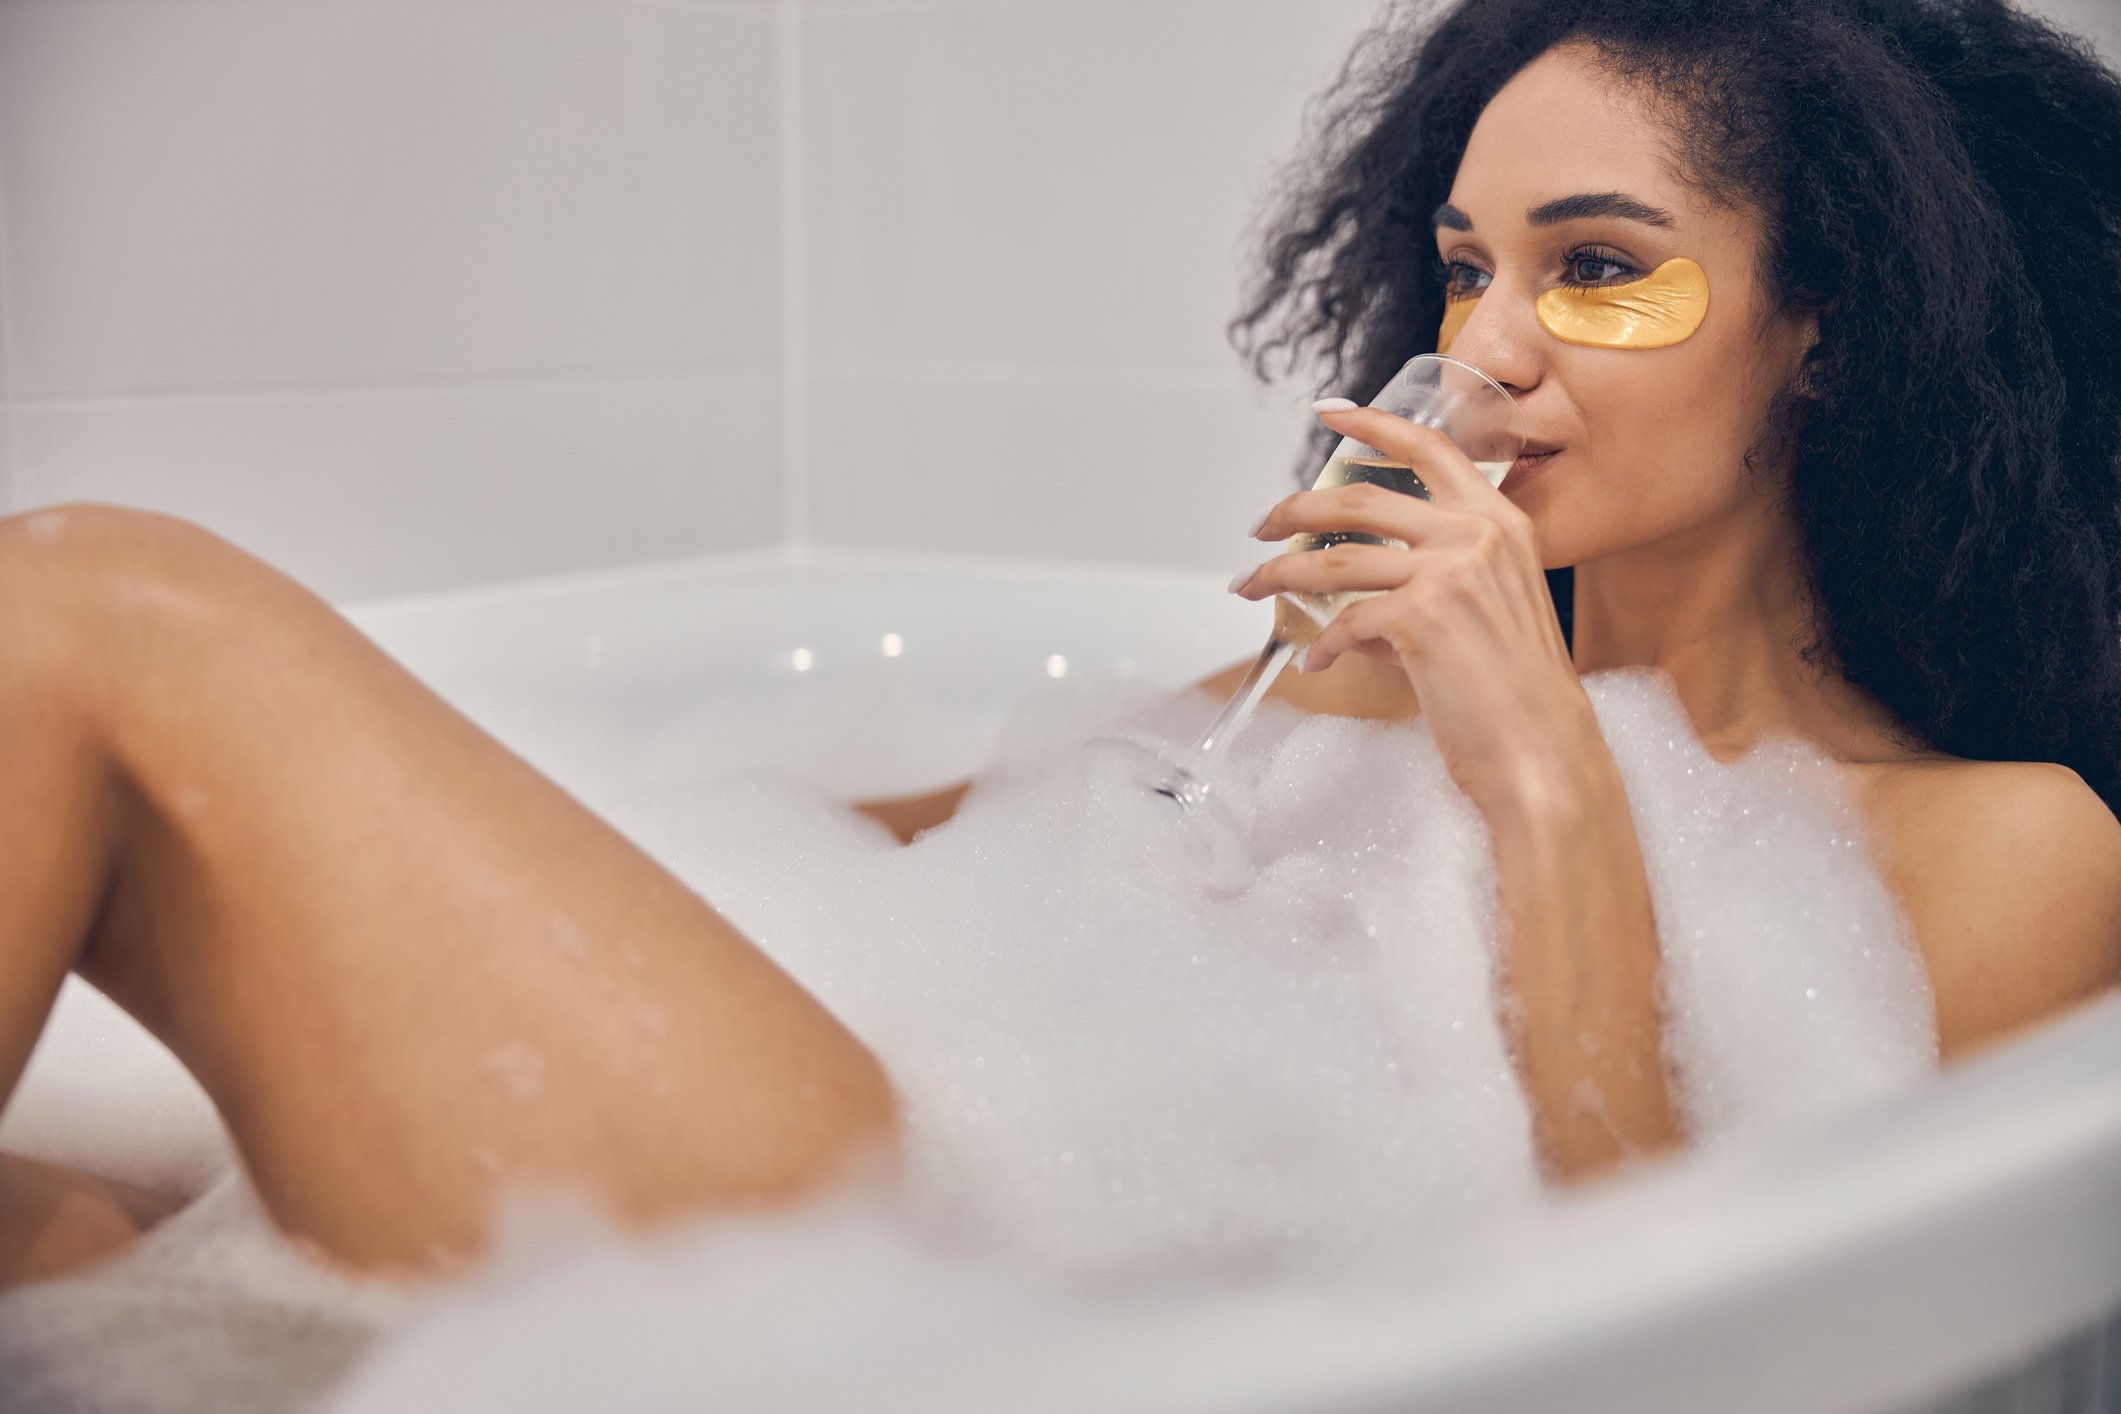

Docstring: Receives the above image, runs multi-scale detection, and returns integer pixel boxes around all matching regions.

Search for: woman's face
[1438,45,1814,570]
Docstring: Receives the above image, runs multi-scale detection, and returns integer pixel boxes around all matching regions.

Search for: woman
[1216,0,2121,1173]
[3,0,2117,1285]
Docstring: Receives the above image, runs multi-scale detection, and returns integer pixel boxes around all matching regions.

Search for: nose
[1440,285,1544,399]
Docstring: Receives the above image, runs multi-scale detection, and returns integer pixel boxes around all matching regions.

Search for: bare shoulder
[1850,755,2121,1058]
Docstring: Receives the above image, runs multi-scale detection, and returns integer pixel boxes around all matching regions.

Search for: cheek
[1520,339,1773,558]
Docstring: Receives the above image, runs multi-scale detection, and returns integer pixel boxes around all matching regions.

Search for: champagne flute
[1090,354,1527,829]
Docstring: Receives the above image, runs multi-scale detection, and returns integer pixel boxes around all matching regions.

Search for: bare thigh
[0,506,895,1272]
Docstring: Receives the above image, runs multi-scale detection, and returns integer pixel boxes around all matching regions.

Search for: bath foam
[0,1174,414,1414]
[619,677,1543,1277]
[9,671,1937,1413]
[605,669,1932,1279]
[1586,670,1937,1140]
[321,671,1936,1412]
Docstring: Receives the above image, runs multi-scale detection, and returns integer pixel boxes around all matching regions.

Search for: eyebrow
[1432,193,1674,232]
[1526,192,1674,228]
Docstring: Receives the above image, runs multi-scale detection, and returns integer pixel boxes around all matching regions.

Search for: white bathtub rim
[342,543,1232,626]
[924,992,2121,1414]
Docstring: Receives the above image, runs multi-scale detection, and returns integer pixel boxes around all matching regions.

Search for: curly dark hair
[1234,0,2121,814]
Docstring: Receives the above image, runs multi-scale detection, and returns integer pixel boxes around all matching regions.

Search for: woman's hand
[1233,405,1591,816]
[1237,403,1682,1181]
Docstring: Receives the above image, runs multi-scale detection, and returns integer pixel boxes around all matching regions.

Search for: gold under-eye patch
[1535,257,1709,349]
[1437,296,1477,356]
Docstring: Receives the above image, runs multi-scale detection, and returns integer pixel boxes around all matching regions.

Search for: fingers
[1233,541,1412,600]
[1252,482,1438,548]
[1251,477,1532,557]
[1292,538,1559,676]
[1299,590,1402,675]
[1310,406,1500,506]
[1237,403,1548,681]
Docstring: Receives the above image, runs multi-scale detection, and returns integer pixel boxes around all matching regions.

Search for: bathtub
[5,549,2119,1414]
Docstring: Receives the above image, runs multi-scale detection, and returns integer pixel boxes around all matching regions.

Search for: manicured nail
[1294,651,1310,674]
[1226,563,1261,594]
[1245,504,1275,537]
[1310,397,1359,413]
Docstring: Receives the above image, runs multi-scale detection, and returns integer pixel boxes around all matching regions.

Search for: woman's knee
[2,502,217,595]
[0,503,243,590]
[0,505,286,673]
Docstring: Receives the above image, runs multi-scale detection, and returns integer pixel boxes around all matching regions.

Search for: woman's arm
[1236,409,1681,1181]
[1476,718,1682,1174]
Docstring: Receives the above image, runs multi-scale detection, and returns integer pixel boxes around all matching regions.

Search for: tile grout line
[810,359,1261,389]
[776,0,811,556]
[343,539,1230,620]
[801,0,1365,13]
[0,117,19,514]
[6,360,1269,416]
[621,0,776,15]
[9,362,779,414]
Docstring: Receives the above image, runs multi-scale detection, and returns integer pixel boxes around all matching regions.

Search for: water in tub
[0,652,1935,1412]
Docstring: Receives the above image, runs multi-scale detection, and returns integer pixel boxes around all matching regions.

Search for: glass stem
[1190,633,1299,766]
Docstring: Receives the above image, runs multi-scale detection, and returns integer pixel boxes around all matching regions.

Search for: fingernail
[1310,397,1359,413]
[1244,504,1275,537]
[1226,563,1261,594]
[1294,651,1309,674]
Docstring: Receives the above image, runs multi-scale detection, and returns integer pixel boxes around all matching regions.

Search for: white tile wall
[807,371,1306,567]
[0,335,11,521]
[800,0,1382,573]
[0,0,782,598]
[0,0,778,395]
[0,179,11,518]
[803,0,1372,371]
[0,409,14,520]
[13,373,779,603]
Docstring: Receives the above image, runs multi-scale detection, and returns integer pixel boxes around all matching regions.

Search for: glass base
[1082,733,1254,892]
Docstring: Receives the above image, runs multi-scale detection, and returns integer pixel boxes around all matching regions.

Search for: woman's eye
[1442,263,1491,299]
[1568,255,1633,285]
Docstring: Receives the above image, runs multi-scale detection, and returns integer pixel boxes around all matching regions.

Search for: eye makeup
[1535,257,1709,349]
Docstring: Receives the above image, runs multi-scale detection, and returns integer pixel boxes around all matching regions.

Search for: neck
[1569,495,1904,764]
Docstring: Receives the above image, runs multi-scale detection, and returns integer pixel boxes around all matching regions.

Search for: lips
[1501,446,1561,494]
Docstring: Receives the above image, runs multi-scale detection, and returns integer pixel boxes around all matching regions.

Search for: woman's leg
[0,505,895,1272]
[0,1154,185,1286]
